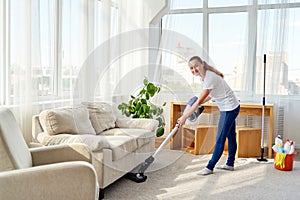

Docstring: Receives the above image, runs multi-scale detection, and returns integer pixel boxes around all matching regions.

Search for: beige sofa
[32,102,158,198]
[0,108,98,200]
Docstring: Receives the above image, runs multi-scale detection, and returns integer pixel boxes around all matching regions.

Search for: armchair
[0,108,99,200]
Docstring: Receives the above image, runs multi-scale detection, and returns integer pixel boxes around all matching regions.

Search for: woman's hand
[177,116,187,128]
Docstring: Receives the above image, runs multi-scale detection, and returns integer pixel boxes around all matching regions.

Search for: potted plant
[118,78,166,137]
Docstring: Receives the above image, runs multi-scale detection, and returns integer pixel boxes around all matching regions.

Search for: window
[0,1,5,105]
[61,0,86,98]
[1,0,115,105]
[209,12,248,92]
[258,0,300,4]
[162,0,300,97]
[208,0,250,7]
[257,7,300,95]
[35,0,55,96]
[286,8,300,95]
[170,0,203,9]
[161,13,203,92]
[9,0,56,104]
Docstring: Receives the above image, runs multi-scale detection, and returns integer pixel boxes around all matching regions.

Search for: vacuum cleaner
[126,96,204,183]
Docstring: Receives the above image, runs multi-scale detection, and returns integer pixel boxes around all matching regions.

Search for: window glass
[209,12,248,92]
[0,1,4,104]
[161,13,203,92]
[35,0,55,96]
[170,0,203,9]
[257,8,300,95]
[286,8,300,95]
[61,0,85,98]
[9,0,55,103]
[9,1,26,101]
[208,0,250,7]
[258,0,300,4]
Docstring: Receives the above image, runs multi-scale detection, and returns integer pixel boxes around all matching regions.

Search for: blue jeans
[206,105,240,170]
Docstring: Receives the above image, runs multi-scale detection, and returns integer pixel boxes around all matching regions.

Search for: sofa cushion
[39,107,96,135]
[37,127,154,161]
[82,102,116,134]
[37,132,110,151]
[101,128,154,149]
[37,132,137,161]
[102,135,138,161]
[116,118,159,132]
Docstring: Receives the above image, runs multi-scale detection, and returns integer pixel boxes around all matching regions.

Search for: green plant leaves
[156,116,165,127]
[156,127,165,137]
[146,83,157,97]
[143,78,149,86]
[117,77,166,137]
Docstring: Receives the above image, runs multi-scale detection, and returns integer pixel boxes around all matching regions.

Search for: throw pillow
[39,107,96,135]
[82,102,116,134]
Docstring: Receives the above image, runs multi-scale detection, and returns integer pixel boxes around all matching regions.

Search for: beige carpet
[104,149,300,200]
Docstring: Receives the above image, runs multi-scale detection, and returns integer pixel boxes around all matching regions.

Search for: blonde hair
[189,56,224,78]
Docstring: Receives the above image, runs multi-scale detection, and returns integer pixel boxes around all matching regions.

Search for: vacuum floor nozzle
[125,172,147,183]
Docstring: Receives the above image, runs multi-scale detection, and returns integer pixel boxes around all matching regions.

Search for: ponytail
[189,56,224,78]
[203,61,224,78]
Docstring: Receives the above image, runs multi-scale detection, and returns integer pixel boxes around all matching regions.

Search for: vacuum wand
[126,124,179,183]
[126,100,205,183]
[152,124,179,158]
[129,104,204,178]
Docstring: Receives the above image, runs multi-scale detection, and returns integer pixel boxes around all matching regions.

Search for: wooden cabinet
[170,102,274,158]
[235,126,262,158]
[182,125,217,155]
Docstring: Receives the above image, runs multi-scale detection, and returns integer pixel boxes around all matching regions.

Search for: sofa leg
[99,188,104,200]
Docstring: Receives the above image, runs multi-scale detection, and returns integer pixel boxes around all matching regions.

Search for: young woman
[177,56,240,175]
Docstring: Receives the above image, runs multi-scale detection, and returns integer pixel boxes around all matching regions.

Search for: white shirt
[200,70,239,111]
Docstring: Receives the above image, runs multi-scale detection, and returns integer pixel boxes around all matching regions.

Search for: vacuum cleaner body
[126,96,204,183]
[184,96,205,122]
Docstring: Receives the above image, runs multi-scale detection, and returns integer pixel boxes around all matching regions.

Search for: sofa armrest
[32,115,43,142]
[116,117,159,132]
[0,161,98,200]
[30,143,92,166]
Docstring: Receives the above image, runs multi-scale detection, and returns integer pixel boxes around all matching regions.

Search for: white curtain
[7,0,42,143]
[1,0,98,143]
[94,0,167,104]
[0,0,164,143]
[4,0,297,147]
[160,0,300,146]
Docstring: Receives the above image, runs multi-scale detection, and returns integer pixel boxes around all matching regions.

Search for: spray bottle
[273,135,283,152]
[275,135,283,146]
[289,141,295,154]
[284,139,291,154]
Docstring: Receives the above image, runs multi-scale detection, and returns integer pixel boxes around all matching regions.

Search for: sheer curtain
[2,0,98,143]
[0,0,162,143]
[256,0,300,145]
[0,0,156,142]
[93,0,168,103]
[160,0,300,147]
[7,0,46,143]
